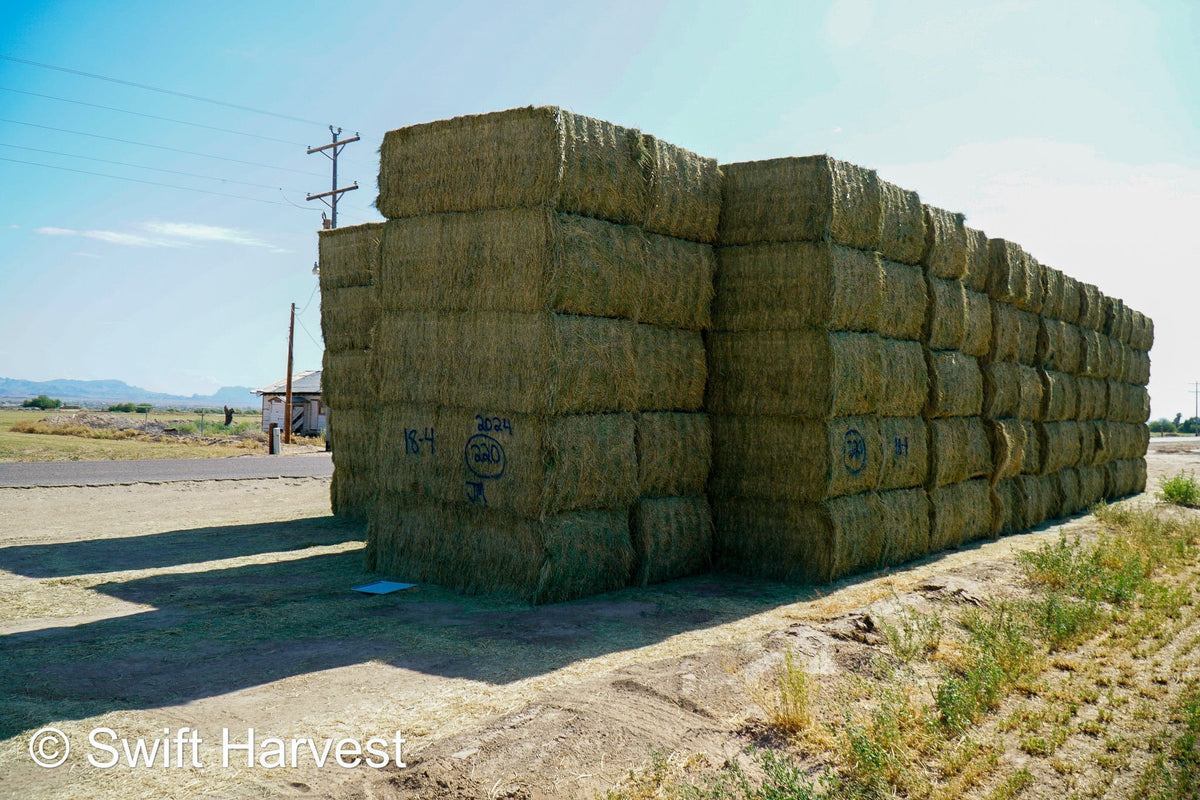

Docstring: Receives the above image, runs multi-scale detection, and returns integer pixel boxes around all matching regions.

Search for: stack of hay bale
[356,106,720,602]
[318,223,383,521]
[709,157,932,583]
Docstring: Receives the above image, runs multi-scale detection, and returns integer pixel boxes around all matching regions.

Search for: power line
[295,316,322,348]
[0,117,322,176]
[0,86,307,145]
[0,155,288,205]
[0,142,305,192]
[0,54,326,127]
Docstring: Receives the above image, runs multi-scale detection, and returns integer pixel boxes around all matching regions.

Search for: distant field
[0,408,266,462]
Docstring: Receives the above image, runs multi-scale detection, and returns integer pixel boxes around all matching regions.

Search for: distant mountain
[0,377,260,409]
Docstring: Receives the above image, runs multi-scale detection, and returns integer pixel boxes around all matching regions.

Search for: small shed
[254,370,326,436]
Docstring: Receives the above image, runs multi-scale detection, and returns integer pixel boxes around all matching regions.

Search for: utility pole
[306,126,360,228]
[1192,382,1200,421]
[284,302,295,445]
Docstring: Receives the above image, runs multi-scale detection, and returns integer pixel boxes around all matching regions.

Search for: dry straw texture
[1079,329,1109,378]
[1076,377,1108,421]
[328,409,376,473]
[1078,283,1105,331]
[962,227,990,293]
[878,416,929,491]
[1103,422,1150,461]
[635,412,711,497]
[330,470,374,522]
[630,496,712,586]
[717,156,880,249]
[926,351,984,418]
[877,179,926,265]
[921,205,968,280]
[987,418,1029,483]
[378,209,714,329]
[706,330,881,417]
[927,417,992,487]
[1077,464,1107,508]
[320,285,380,353]
[1019,418,1042,474]
[925,277,968,351]
[374,313,701,415]
[712,493,882,583]
[1055,467,1082,517]
[1077,420,1100,466]
[321,349,374,411]
[1130,309,1154,351]
[879,339,929,417]
[1038,421,1084,475]
[1106,381,1150,424]
[1040,266,1065,320]
[374,405,637,518]
[929,479,992,550]
[366,492,632,604]
[986,239,1043,313]
[712,241,882,332]
[982,362,1042,420]
[1105,458,1147,499]
[1057,274,1083,324]
[989,302,1040,365]
[878,260,928,341]
[874,488,931,564]
[963,290,993,358]
[376,106,720,242]
[1041,370,1079,422]
[1037,319,1083,373]
[318,223,382,290]
[709,415,882,501]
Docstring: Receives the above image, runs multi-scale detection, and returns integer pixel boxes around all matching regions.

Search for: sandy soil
[1,442,1198,800]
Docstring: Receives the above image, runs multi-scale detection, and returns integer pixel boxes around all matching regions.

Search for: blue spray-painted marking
[844,428,867,475]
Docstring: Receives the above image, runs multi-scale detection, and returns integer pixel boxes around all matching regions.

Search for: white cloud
[141,222,288,253]
[34,227,181,248]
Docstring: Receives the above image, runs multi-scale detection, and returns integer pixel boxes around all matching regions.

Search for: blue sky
[0,0,1196,417]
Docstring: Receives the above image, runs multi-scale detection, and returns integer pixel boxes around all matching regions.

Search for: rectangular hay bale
[1037,421,1084,475]
[877,259,927,341]
[877,179,926,265]
[930,478,992,550]
[1037,319,1082,373]
[630,496,712,586]
[987,418,1029,483]
[318,223,383,290]
[321,349,375,411]
[926,351,984,418]
[989,301,1039,364]
[878,416,929,491]
[927,417,992,487]
[636,412,711,497]
[921,205,968,280]
[1040,370,1079,422]
[320,285,380,353]
[1105,458,1147,499]
[875,487,932,565]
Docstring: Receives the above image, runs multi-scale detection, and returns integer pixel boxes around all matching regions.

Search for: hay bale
[1078,283,1105,331]
[635,325,706,411]
[1038,421,1084,475]
[376,107,720,241]
[1077,420,1099,466]
[712,241,882,332]
[878,260,928,341]
[878,179,926,265]
[1037,319,1082,373]
[328,408,375,472]
[1103,296,1130,342]
[878,416,929,491]
[322,349,375,411]
[712,492,882,583]
[378,210,714,329]
[1105,458,1147,499]
[921,205,968,280]
[366,492,632,604]
[706,330,881,417]
[962,227,990,293]
[1130,309,1154,352]
[879,339,929,417]
[927,417,992,487]
[1075,377,1107,421]
[1040,370,1079,422]
[330,470,374,522]
[989,302,1039,364]
[1078,329,1109,378]
[987,239,1042,312]
[717,156,880,249]
[374,406,637,518]
[318,223,383,290]
[320,285,380,353]
[929,479,991,550]
[636,412,711,497]
[987,418,1029,483]
[925,276,967,351]
[1015,474,1057,529]
[1106,381,1150,424]
[1040,266,1065,320]
[963,290,993,358]
[926,351,983,418]
[981,362,1042,420]
[1092,422,1113,466]
[990,478,1022,537]
[1058,275,1082,324]
[1056,468,1083,517]
[1077,464,1107,508]
[1129,350,1151,386]
[709,415,882,501]
[630,496,712,586]
[1018,419,1041,474]
[1108,339,1132,384]
[875,488,932,565]
[1103,422,1150,461]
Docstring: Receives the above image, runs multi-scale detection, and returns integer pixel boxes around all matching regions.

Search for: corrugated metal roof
[255,370,322,395]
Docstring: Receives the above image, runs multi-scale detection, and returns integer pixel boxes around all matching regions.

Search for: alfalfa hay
[987,239,1042,312]
[875,488,931,564]
[630,496,712,586]
[374,405,637,518]
[712,241,882,332]
[1041,370,1079,422]
[1105,458,1147,499]
[927,417,992,487]
[634,325,706,411]
[320,285,380,353]
[877,179,926,265]
[318,222,382,290]
[1037,421,1084,475]
[709,415,882,501]
[331,469,374,522]
[878,260,928,341]
[962,226,990,293]
[641,133,723,243]
[925,276,968,351]
[706,330,881,417]
[963,289,993,358]
[989,302,1039,365]
[987,418,1029,483]
[378,209,714,329]
[1077,464,1106,507]
[717,155,881,249]
[921,205,968,280]
[878,416,928,491]
[926,351,983,418]
[929,479,991,550]
[636,412,711,497]
[322,349,375,411]
[1037,319,1082,373]
[879,338,929,417]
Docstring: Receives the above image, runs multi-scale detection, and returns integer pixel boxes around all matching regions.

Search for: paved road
[0,453,333,488]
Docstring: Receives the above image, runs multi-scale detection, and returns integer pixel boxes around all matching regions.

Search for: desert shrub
[21,395,61,409]
[1159,472,1200,508]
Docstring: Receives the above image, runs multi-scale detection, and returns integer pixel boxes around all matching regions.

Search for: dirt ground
[1,441,1198,800]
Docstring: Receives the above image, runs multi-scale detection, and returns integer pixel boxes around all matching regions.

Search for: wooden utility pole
[306,126,360,228]
[284,302,295,444]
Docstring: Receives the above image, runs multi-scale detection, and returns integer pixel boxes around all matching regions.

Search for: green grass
[1159,471,1200,508]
